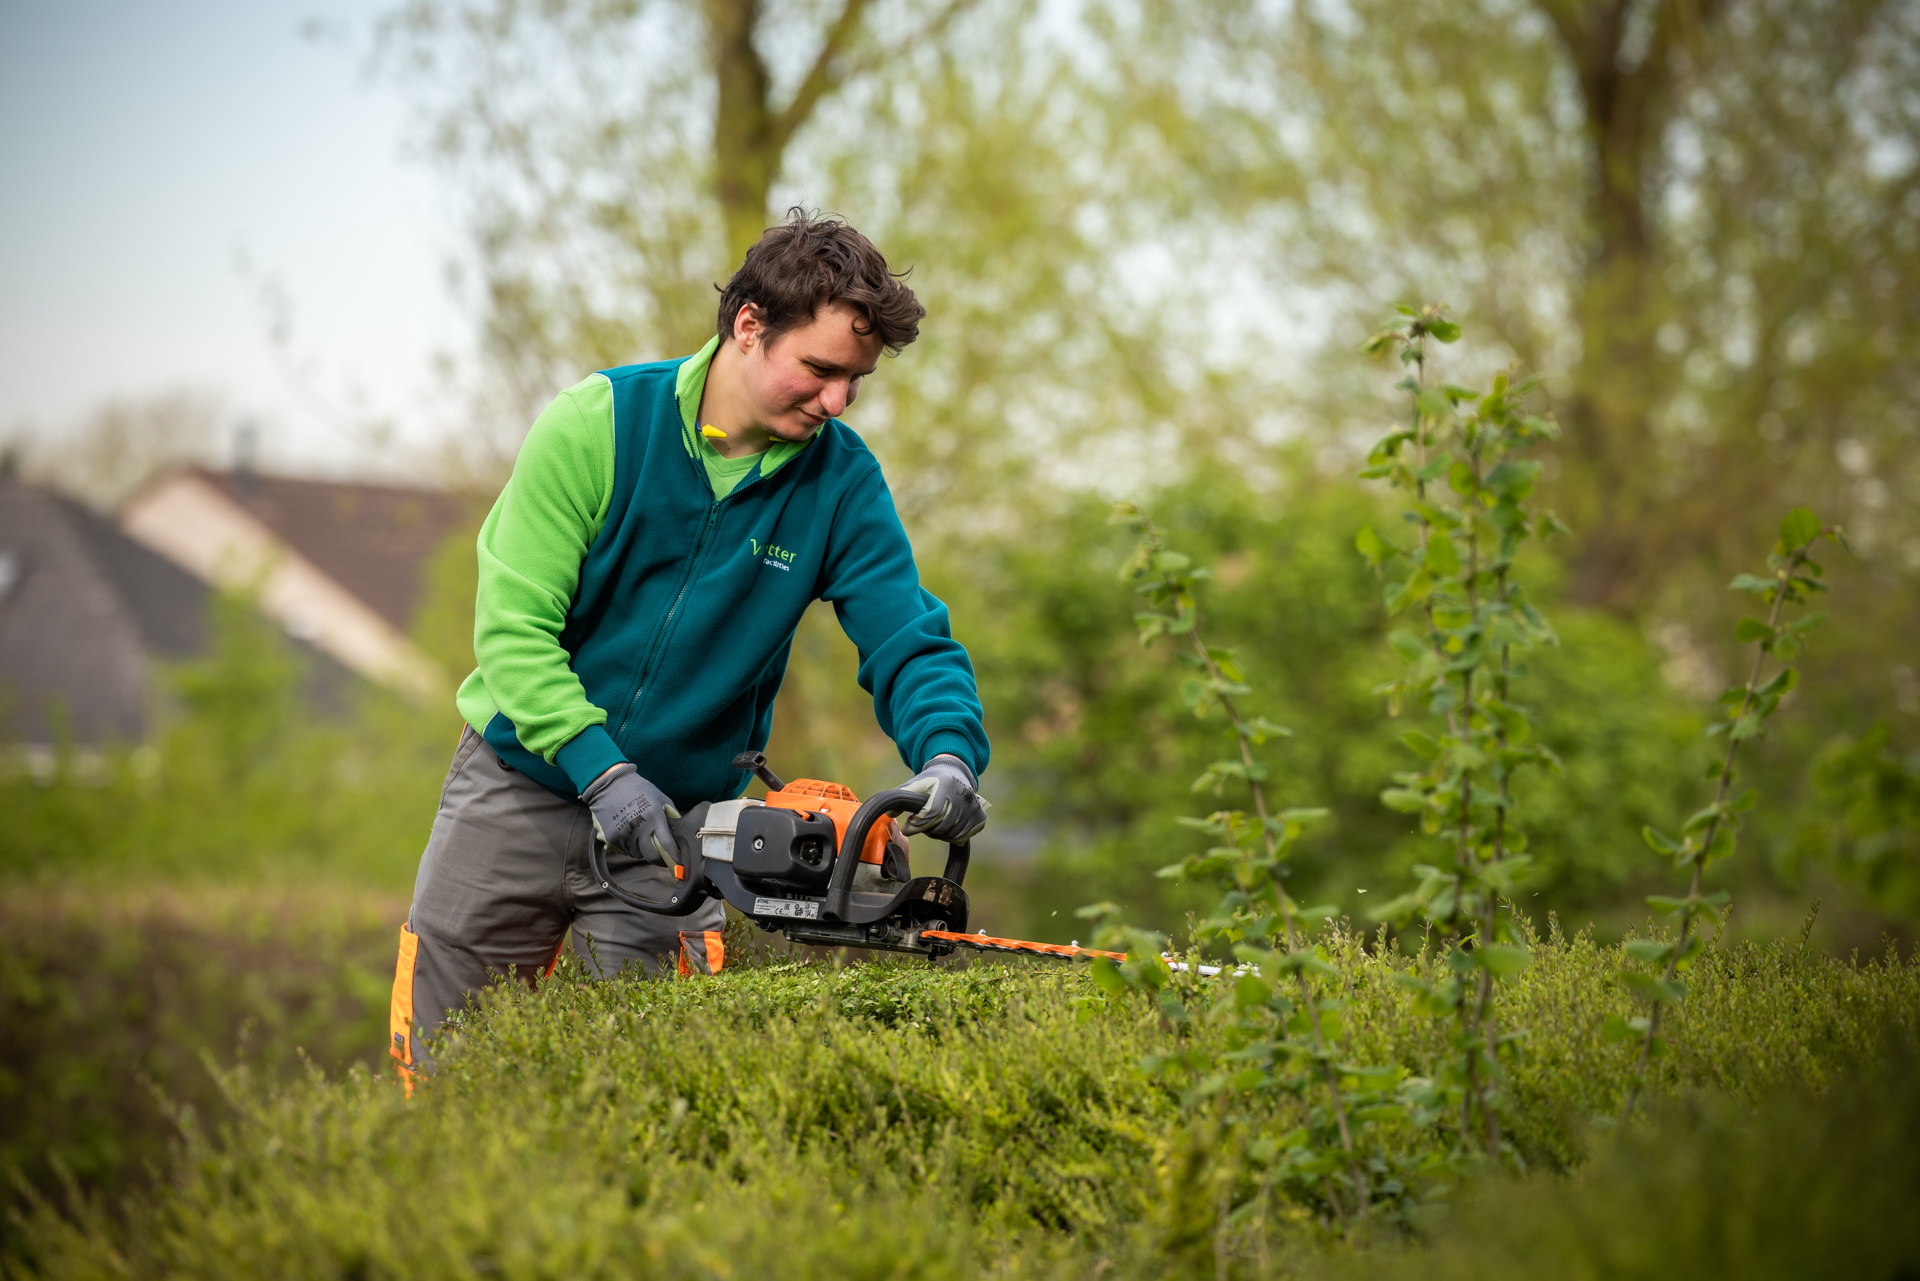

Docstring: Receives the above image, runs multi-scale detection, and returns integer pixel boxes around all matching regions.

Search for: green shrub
[939,471,1709,941]
[1340,1044,1920,1281]
[0,592,458,891]
[1795,721,1920,917]
[9,928,1912,1278]
[0,885,402,1244]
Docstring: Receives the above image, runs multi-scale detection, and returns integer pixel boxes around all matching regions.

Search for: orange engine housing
[761,779,900,866]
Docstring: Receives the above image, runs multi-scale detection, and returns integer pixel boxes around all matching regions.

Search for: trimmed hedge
[8,921,1914,1278]
[0,885,402,1242]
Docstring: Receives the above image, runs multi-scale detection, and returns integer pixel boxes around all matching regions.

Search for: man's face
[736,302,884,442]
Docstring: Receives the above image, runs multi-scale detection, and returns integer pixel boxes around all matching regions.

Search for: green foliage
[0,885,401,1248]
[1356,306,1562,1158]
[7,932,1915,1277]
[1621,510,1848,1117]
[0,588,459,891]
[1087,505,1391,1224]
[8,3,1917,1268]
[1795,722,1920,918]
[941,473,1710,941]
[1342,1043,1920,1281]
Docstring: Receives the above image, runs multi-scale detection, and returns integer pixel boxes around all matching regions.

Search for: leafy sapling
[1083,506,1398,1225]
[1355,304,1562,1160]
[1617,507,1847,1122]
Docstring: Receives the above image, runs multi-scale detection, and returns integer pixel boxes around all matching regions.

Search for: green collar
[675,336,815,486]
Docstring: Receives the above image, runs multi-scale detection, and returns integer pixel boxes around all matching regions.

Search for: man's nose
[819,380,851,417]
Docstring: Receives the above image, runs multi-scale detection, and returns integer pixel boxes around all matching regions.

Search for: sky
[0,0,463,476]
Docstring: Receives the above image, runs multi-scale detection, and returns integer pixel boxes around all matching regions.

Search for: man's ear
[732,303,767,351]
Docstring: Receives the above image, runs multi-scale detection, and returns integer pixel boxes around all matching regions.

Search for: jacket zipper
[613,391,778,742]
[612,428,729,741]
[615,498,719,741]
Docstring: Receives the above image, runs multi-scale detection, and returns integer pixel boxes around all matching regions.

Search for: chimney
[233,419,259,495]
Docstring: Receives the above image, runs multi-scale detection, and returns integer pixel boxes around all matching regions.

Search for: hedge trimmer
[589,752,1122,964]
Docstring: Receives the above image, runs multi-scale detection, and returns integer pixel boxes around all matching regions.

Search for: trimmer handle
[585,804,714,917]
[822,789,970,922]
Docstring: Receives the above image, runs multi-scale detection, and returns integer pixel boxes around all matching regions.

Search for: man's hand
[899,755,989,843]
[581,763,680,866]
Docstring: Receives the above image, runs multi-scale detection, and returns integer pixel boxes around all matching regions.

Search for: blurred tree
[408,510,490,680]
[376,0,1214,511]
[377,0,980,430]
[707,0,976,265]
[1109,0,1920,613]
[0,582,455,891]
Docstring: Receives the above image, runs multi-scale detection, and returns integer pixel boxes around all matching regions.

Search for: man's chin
[773,417,825,441]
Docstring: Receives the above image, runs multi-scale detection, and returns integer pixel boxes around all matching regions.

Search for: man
[390,212,990,1080]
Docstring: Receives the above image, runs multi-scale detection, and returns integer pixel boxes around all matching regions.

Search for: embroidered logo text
[749,537,798,572]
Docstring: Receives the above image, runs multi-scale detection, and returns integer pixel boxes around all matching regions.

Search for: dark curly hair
[716,209,924,355]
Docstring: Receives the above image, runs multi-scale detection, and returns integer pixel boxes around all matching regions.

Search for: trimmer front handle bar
[824,789,971,921]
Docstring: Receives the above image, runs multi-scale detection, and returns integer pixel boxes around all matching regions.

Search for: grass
[6,915,1915,1279]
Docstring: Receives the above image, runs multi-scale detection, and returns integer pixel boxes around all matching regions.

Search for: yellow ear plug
[700,425,727,440]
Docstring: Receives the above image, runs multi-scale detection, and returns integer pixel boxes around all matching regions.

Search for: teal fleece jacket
[454,343,989,806]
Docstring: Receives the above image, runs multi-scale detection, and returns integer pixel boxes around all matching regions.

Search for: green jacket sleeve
[818,464,989,779]
[455,375,621,782]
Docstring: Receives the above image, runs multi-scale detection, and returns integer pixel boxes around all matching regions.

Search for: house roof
[0,476,363,744]
[188,468,479,632]
[0,478,217,742]
[65,493,209,659]
[0,478,168,741]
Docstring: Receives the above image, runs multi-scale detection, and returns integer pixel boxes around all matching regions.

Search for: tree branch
[770,0,878,151]
[771,0,978,150]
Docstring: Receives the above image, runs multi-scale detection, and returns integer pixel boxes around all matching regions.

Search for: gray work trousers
[389,726,724,1081]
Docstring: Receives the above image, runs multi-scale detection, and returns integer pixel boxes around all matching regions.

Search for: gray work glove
[581,763,680,866]
[899,754,989,843]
